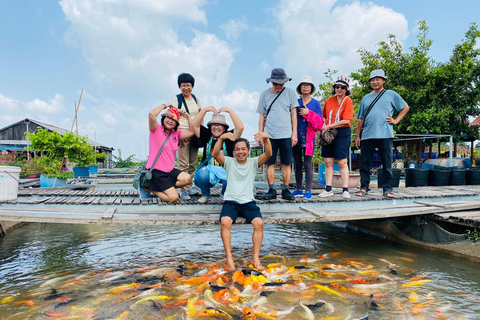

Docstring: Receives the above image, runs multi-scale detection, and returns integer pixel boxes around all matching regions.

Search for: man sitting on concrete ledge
[212,132,272,271]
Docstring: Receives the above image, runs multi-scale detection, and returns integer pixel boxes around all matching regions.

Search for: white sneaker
[179,191,191,200]
[198,196,208,204]
[342,191,351,199]
[319,190,334,198]
[188,187,201,195]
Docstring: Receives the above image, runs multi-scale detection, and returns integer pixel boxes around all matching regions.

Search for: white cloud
[60,0,233,98]
[273,0,409,83]
[0,93,20,111]
[203,88,260,141]
[220,16,249,40]
[26,93,66,114]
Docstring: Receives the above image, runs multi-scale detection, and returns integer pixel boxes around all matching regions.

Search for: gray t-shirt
[223,156,259,204]
[357,90,407,140]
[256,87,298,139]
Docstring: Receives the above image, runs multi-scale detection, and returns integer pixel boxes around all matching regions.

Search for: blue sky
[1,0,479,160]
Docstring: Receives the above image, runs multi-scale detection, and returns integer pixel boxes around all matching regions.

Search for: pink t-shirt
[146,125,182,172]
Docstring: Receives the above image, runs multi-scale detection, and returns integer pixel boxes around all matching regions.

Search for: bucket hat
[207,113,229,130]
[368,69,387,81]
[266,68,292,84]
[334,75,350,89]
[162,108,180,123]
[296,75,316,95]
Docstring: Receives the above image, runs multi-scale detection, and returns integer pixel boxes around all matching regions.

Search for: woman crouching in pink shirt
[143,104,194,203]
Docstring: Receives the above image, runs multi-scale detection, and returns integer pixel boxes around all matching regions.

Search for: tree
[350,21,480,162]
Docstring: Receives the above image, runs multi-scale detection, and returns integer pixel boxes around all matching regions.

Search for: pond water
[0,222,479,319]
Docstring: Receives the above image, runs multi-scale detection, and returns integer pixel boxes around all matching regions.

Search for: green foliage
[464,228,479,242]
[26,128,99,177]
[113,149,142,168]
[350,21,480,163]
[96,152,107,163]
[312,147,324,165]
[43,171,75,179]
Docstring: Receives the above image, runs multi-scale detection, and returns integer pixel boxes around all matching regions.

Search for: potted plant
[70,142,97,177]
[26,128,75,187]
[331,171,361,188]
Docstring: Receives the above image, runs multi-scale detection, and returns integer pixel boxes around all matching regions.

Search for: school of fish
[0,251,472,319]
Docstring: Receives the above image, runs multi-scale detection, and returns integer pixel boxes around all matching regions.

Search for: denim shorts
[321,127,351,160]
[220,201,262,224]
[266,138,293,165]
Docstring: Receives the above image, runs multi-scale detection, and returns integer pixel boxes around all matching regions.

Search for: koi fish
[13,300,35,306]
[408,291,418,302]
[314,284,346,300]
[411,301,430,314]
[305,300,335,313]
[267,307,294,318]
[107,283,142,294]
[369,294,380,311]
[330,283,363,295]
[401,280,432,287]
[129,295,172,310]
[1,295,16,304]
[399,257,414,263]
[409,274,429,281]
[183,296,199,318]
[243,306,257,320]
[298,301,315,320]
[197,307,233,319]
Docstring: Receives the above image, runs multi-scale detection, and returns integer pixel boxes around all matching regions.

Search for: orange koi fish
[107,283,142,294]
[197,307,233,319]
[409,274,428,281]
[243,306,257,320]
[329,283,362,295]
[13,300,35,306]
[214,288,229,302]
[323,264,347,269]
[232,271,245,284]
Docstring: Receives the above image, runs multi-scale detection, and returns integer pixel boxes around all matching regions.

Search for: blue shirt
[357,90,407,140]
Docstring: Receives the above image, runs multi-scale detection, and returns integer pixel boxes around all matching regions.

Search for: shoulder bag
[263,87,286,128]
[363,89,387,121]
[132,132,171,190]
[318,96,348,146]
[176,94,205,148]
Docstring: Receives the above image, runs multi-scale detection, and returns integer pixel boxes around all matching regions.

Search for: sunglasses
[335,85,347,90]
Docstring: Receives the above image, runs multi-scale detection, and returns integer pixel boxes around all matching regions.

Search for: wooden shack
[0,118,114,168]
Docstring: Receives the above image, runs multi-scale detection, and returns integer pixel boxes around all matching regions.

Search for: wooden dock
[1,185,480,226]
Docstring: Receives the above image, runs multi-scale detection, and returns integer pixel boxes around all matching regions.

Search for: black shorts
[321,127,351,160]
[147,168,182,192]
[266,138,293,165]
[220,201,262,224]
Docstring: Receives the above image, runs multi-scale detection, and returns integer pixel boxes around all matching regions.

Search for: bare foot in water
[249,260,265,271]
[225,260,236,272]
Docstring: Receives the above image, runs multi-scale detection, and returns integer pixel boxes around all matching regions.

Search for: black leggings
[292,146,313,191]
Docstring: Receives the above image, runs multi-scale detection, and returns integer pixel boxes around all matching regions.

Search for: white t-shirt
[223,156,259,204]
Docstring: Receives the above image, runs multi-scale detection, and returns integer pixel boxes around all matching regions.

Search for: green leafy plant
[26,128,100,178]
[113,149,140,168]
[464,229,479,242]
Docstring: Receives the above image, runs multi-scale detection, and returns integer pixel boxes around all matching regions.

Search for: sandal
[355,189,368,197]
[383,191,394,199]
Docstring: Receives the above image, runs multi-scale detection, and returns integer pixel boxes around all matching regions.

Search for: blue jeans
[194,166,227,197]
[360,138,393,192]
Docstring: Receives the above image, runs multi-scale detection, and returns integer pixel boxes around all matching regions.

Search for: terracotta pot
[331,174,360,188]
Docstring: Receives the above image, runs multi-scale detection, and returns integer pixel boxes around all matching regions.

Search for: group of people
[140,68,409,270]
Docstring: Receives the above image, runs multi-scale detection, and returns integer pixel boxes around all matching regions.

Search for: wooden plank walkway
[0,185,480,226]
